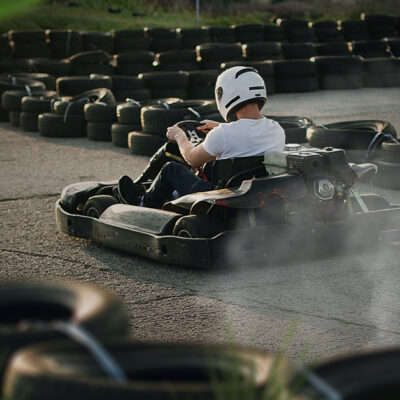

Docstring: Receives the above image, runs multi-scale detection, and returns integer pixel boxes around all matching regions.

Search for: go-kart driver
[116,66,285,209]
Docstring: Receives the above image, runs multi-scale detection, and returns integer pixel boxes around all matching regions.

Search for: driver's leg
[143,161,213,209]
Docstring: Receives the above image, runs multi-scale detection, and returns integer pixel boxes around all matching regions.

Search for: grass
[1,0,398,33]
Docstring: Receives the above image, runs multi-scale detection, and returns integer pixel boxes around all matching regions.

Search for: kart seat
[349,163,377,181]
[203,156,266,188]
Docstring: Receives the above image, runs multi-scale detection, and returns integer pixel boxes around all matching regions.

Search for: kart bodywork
[56,145,400,268]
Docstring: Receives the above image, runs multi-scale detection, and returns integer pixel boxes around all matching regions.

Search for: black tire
[150,88,187,100]
[351,40,390,58]
[10,42,49,58]
[20,112,39,131]
[207,25,236,43]
[272,59,318,78]
[56,75,113,97]
[0,77,46,94]
[312,21,344,43]
[363,72,400,88]
[281,43,316,59]
[114,51,155,65]
[71,64,114,76]
[312,55,363,74]
[7,72,54,90]
[243,42,283,61]
[0,106,9,121]
[87,122,112,141]
[307,120,397,150]
[314,42,351,56]
[8,29,46,42]
[83,195,117,217]
[263,24,286,42]
[339,20,370,41]
[319,73,363,90]
[139,71,189,89]
[38,113,86,138]
[141,100,216,135]
[188,69,219,86]
[0,59,31,74]
[233,24,264,43]
[196,42,243,61]
[21,93,59,113]
[68,50,112,65]
[29,58,72,76]
[116,102,141,124]
[9,110,20,127]
[111,123,141,147]
[4,340,274,400]
[111,75,144,90]
[114,37,149,52]
[81,32,114,53]
[274,76,319,93]
[351,193,391,212]
[0,281,128,380]
[177,27,211,49]
[2,90,56,111]
[84,103,117,123]
[173,214,223,238]
[128,131,167,156]
[113,89,152,102]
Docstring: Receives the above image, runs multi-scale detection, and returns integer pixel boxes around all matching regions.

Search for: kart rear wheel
[173,215,223,239]
[83,195,118,218]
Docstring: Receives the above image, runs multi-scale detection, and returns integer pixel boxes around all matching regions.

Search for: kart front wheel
[173,215,223,239]
[83,195,118,218]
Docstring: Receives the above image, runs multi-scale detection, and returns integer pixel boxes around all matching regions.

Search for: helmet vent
[249,86,264,90]
[225,95,240,109]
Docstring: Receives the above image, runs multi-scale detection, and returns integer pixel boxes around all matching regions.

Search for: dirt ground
[1,87,400,363]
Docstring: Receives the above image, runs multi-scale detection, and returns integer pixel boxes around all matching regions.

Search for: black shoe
[116,175,145,205]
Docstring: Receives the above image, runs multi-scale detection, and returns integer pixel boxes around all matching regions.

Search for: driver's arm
[167,126,216,167]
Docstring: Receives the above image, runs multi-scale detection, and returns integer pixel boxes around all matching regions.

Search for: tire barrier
[208,25,236,43]
[81,31,114,53]
[306,120,397,150]
[266,115,314,143]
[111,75,147,102]
[263,24,286,42]
[176,27,211,49]
[339,20,370,41]
[113,51,155,76]
[351,40,390,58]
[39,113,87,137]
[273,60,319,93]
[276,19,317,43]
[9,29,49,58]
[188,69,219,99]
[128,131,167,156]
[233,23,264,43]
[56,75,113,96]
[3,340,280,400]
[139,71,189,100]
[84,102,118,141]
[7,72,54,90]
[243,42,283,61]
[0,33,11,58]
[145,27,181,53]
[111,123,141,147]
[312,55,364,90]
[154,49,198,72]
[0,280,128,384]
[196,42,243,69]
[46,29,82,58]
[311,20,344,43]
[281,43,316,60]
[362,58,400,87]
[362,14,399,40]
[112,29,149,53]
[30,57,72,77]
[314,42,351,56]
[68,50,114,76]
[387,39,400,57]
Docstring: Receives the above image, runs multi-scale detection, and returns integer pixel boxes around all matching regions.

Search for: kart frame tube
[56,200,400,268]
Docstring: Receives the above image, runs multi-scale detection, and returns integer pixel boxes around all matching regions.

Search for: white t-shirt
[202,117,285,160]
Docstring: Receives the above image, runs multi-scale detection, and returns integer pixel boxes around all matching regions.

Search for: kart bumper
[56,200,400,268]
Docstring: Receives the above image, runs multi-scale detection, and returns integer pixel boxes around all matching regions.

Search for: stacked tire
[139,71,189,99]
[339,20,370,41]
[280,43,316,60]
[112,101,143,148]
[312,55,364,90]
[242,42,283,61]
[30,58,72,77]
[272,60,318,92]
[188,70,219,99]
[56,75,113,97]
[113,51,155,76]
[81,31,114,53]
[207,26,236,43]
[312,21,344,43]
[233,24,264,43]
[21,92,59,132]
[39,88,116,138]
[111,75,151,102]
[153,50,198,71]
[0,78,46,122]
[8,30,49,58]
[68,50,114,75]
[145,28,181,53]
[196,43,243,69]
[176,27,211,49]
[85,102,117,141]
[46,29,82,58]
[351,40,390,58]
[373,142,400,190]
[263,24,287,42]
[362,14,399,40]
[276,19,317,43]
[362,58,400,87]
[113,29,149,53]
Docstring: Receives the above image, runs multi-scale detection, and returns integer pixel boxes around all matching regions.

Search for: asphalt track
[1,87,400,363]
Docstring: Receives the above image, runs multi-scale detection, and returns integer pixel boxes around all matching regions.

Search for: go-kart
[56,121,400,268]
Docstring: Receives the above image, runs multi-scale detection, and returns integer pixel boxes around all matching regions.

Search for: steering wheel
[176,120,207,146]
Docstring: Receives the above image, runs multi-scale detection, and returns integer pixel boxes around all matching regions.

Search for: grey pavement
[1,87,400,362]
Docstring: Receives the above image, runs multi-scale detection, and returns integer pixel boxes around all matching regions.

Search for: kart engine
[263,144,356,222]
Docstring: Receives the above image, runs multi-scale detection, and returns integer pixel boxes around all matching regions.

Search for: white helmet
[215,66,267,122]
